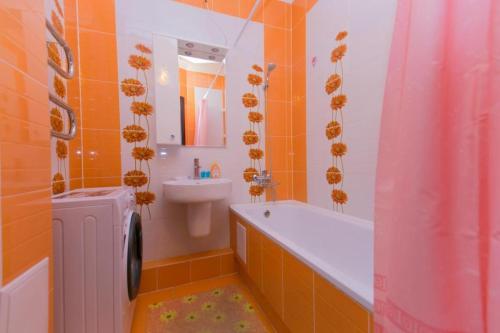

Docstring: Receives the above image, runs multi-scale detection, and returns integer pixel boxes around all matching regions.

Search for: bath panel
[231,200,373,332]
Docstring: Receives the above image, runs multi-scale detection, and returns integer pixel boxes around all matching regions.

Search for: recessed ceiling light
[179,55,220,64]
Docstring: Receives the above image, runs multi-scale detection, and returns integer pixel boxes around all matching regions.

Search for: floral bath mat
[146,285,269,333]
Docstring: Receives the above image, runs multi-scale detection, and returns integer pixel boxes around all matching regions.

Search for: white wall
[306,0,397,221]
[116,0,263,260]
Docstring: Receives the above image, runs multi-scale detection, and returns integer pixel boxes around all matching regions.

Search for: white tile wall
[116,0,265,260]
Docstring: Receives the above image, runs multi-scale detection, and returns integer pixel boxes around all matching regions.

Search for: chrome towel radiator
[46,19,77,140]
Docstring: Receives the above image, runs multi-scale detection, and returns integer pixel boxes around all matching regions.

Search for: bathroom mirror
[178,40,227,147]
[153,34,227,147]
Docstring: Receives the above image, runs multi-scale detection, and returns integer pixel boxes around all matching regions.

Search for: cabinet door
[153,34,181,145]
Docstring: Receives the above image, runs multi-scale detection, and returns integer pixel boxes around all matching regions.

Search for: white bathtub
[230,200,373,310]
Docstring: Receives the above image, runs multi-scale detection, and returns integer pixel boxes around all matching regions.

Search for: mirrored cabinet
[153,35,227,147]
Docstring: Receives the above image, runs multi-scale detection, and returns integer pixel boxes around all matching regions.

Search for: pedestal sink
[163,178,232,237]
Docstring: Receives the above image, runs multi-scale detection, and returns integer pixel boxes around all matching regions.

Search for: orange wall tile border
[174,0,263,20]
[139,248,237,294]
[172,0,320,33]
[230,210,373,332]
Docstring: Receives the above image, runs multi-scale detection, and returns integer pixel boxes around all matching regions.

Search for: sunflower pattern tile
[47,4,69,195]
[325,31,349,211]
[242,65,265,202]
[121,43,156,216]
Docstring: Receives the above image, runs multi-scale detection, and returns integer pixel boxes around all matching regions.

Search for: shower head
[267,63,277,76]
[264,63,276,90]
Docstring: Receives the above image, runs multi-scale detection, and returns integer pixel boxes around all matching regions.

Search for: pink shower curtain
[194,98,208,146]
[375,1,500,332]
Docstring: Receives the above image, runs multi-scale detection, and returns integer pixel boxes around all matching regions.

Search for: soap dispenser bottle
[210,162,221,178]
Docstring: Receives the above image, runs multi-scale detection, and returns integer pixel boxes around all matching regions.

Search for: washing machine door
[127,212,142,301]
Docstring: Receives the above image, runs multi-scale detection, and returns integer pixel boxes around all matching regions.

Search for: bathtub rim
[230,200,373,311]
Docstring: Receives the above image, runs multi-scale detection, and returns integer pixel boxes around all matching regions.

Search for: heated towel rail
[46,18,77,140]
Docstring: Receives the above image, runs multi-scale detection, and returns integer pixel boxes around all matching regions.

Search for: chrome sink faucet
[194,158,200,179]
[253,170,279,202]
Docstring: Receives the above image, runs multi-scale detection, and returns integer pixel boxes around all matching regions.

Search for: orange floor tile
[132,274,276,333]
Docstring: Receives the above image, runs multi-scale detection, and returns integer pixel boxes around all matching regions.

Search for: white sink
[163,178,232,237]
[163,178,232,203]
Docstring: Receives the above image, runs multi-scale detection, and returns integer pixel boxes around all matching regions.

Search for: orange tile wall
[290,0,317,201]
[139,249,237,294]
[0,0,53,330]
[178,68,226,145]
[79,0,122,188]
[174,0,313,201]
[261,0,293,200]
[69,0,122,189]
[175,0,261,19]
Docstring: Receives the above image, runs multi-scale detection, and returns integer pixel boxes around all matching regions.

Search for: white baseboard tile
[0,258,49,333]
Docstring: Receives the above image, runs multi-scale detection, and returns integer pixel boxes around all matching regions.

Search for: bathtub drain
[264,210,271,218]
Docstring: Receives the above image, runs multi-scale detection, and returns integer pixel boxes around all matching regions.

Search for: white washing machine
[52,187,142,333]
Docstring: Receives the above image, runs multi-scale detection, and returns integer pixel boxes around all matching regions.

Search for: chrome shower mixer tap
[253,170,279,202]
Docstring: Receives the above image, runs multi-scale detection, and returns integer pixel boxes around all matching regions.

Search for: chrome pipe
[49,93,77,140]
[46,19,74,79]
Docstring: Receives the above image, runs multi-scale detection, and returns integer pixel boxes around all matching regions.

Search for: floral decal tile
[47,2,68,195]
[242,65,265,202]
[147,285,269,333]
[325,31,349,211]
[121,43,156,216]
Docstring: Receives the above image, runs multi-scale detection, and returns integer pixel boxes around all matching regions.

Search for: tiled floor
[132,274,275,333]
